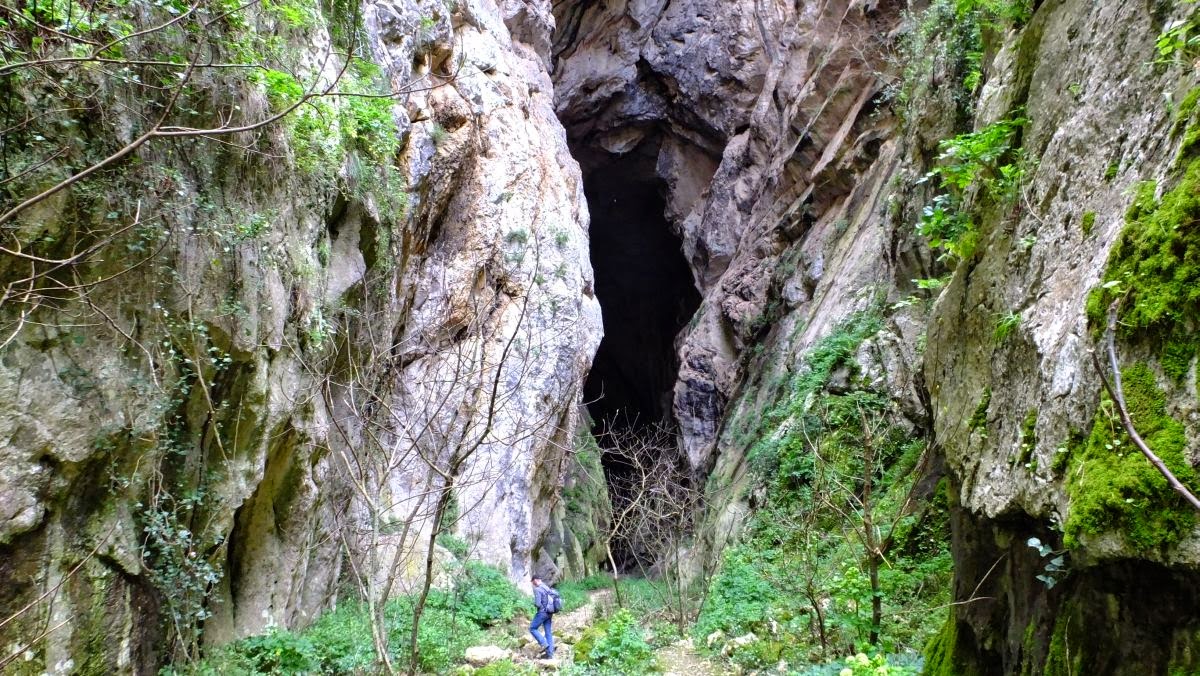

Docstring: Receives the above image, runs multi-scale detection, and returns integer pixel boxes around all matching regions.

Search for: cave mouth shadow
[578,139,701,572]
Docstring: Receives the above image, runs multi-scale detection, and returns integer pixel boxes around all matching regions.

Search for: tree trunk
[408,480,456,675]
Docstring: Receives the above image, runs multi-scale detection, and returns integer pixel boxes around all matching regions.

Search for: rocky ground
[460,589,726,674]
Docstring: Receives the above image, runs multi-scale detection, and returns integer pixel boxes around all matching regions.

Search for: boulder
[464,646,512,667]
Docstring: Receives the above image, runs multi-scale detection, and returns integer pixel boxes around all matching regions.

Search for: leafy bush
[437,533,470,560]
[387,599,483,673]
[438,561,529,626]
[235,630,317,674]
[175,559,530,674]
[694,548,778,639]
[915,115,1028,260]
[303,601,376,673]
[576,609,658,673]
[792,652,922,676]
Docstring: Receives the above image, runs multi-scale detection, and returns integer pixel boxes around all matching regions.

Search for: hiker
[530,575,560,659]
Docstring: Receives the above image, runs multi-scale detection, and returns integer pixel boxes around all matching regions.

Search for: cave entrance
[579,140,701,571]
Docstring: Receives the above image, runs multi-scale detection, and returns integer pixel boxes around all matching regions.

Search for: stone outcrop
[554,0,1200,673]
[0,0,600,671]
[6,0,1200,672]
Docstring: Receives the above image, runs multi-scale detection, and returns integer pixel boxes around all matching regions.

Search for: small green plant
[266,0,319,29]
[914,115,1028,260]
[430,122,448,146]
[1080,211,1097,236]
[437,561,528,627]
[234,630,318,674]
[436,533,469,559]
[836,652,920,676]
[261,69,305,110]
[1025,538,1067,589]
[1156,4,1200,63]
[235,213,271,243]
[993,310,1021,343]
[576,609,658,673]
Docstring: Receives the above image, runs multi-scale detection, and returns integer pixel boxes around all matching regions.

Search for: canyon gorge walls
[5,0,1200,672]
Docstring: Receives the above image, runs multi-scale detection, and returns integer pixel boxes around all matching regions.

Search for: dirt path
[467,587,726,673]
[555,588,614,636]
[657,638,725,676]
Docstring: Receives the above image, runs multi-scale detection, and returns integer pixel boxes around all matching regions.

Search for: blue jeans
[529,610,554,657]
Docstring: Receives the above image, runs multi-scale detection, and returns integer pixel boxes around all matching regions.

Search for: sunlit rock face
[0,0,599,670]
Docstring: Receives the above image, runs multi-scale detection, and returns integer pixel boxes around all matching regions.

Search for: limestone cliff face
[555,0,1200,673]
[0,0,598,671]
[552,0,930,549]
[925,2,1200,672]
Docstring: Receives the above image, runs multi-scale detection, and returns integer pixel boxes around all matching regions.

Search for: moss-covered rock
[1063,363,1196,551]
[924,615,985,676]
[1086,159,1200,386]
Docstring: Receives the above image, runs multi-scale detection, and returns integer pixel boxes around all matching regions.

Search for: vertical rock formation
[555,0,1200,673]
[0,0,599,671]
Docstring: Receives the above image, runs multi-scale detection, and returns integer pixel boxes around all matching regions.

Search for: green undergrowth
[573,609,660,674]
[699,310,950,671]
[1063,363,1197,551]
[557,573,612,613]
[168,560,527,675]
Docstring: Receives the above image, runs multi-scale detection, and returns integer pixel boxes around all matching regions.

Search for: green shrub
[168,628,318,676]
[577,609,658,673]
[303,602,376,673]
[915,115,1028,260]
[694,547,778,639]
[235,630,317,674]
[387,599,483,673]
[437,533,470,560]
[475,659,537,676]
[440,561,529,626]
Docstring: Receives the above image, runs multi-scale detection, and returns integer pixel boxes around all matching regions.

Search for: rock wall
[0,0,599,672]
[555,0,1200,673]
[925,1,1200,672]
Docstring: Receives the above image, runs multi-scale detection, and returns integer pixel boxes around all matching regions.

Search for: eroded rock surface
[0,0,599,671]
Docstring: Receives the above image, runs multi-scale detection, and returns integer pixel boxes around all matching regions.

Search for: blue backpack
[545,587,562,614]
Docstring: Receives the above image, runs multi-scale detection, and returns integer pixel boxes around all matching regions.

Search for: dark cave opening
[578,140,701,570]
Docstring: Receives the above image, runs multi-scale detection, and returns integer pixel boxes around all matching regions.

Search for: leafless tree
[594,423,715,631]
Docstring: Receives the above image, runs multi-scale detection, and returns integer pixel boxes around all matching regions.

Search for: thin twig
[1092,300,1200,512]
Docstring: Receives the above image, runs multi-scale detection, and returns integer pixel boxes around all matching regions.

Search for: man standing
[530,575,555,659]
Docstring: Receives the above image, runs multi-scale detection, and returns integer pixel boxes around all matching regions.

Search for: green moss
[1044,605,1085,676]
[1162,335,1197,384]
[1018,409,1038,468]
[1087,162,1200,384]
[1104,162,1120,182]
[1177,87,1200,128]
[1051,428,1085,476]
[924,615,985,676]
[1176,88,1200,163]
[1080,211,1097,236]
[1064,363,1197,551]
[969,387,992,432]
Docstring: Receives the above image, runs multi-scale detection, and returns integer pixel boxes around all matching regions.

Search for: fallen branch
[1091,300,1200,512]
